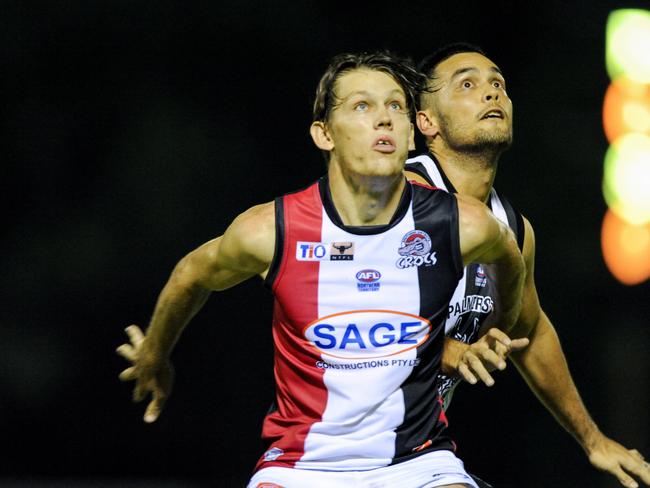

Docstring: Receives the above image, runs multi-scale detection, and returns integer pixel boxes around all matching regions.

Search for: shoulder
[221,201,276,267]
[231,201,275,232]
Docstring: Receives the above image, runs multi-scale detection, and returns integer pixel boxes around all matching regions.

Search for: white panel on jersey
[297,205,421,471]
[406,155,448,190]
[489,188,509,225]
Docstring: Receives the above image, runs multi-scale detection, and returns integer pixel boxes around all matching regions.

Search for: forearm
[511,312,602,452]
[145,259,212,359]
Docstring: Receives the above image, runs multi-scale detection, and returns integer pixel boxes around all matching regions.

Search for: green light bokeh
[607,9,650,83]
[603,133,650,224]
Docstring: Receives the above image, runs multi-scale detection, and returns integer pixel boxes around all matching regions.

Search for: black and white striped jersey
[406,152,525,409]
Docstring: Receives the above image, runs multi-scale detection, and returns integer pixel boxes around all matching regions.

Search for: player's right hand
[116,325,174,423]
[456,328,529,387]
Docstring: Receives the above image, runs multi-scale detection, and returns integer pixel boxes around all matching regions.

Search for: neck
[428,141,500,203]
[327,162,406,226]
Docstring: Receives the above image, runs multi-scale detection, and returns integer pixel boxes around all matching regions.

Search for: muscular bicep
[456,193,511,265]
[175,202,276,292]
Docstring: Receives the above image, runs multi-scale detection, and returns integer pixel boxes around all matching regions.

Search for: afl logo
[304,310,431,360]
[396,230,437,269]
[356,269,381,282]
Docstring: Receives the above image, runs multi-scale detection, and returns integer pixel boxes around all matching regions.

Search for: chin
[371,155,406,176]
[466,128,513,152]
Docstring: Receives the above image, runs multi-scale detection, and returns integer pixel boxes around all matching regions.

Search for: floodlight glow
[601,209,650,285]
[603,133,650,224]
[607,9,650,83]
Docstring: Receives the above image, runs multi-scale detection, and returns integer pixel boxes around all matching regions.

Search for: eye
[493,80,502,89]
[462,80,473,89]
[389,101,403,111]
[354,102,369,112]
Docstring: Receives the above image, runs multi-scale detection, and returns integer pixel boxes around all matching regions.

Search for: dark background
[2,1,649,486]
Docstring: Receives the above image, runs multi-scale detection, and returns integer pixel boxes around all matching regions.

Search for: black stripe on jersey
[318,175,413,235]
[391,187,462,464]
[410,153,525,251]
[499,195,525,252]
[404,161,435,186]
[430,153,457,193]
[263,197,285,290]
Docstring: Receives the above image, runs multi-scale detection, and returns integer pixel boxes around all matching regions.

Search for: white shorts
[247,450,478,488]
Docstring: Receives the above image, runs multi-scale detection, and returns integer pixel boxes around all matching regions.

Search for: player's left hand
[442,328,529,387]
[458,328,529,386]
[116,325,174,423]
[587,435,650,488]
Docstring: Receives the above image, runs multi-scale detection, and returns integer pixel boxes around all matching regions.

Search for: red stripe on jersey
[256,182,328,471]
[409,180,439,191]
[436,395,449,427]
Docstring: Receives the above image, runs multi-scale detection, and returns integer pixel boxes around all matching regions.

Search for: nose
[375,105,393,129]
[483,85,500,103]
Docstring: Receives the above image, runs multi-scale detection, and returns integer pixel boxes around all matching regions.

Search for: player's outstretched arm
[116,201,276,423]
[510,217,650,488]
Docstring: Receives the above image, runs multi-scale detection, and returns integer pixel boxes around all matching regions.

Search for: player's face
[321,68,413,177]
[425,52,513,151]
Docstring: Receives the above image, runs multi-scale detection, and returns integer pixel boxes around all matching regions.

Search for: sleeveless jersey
[405,152,525,409]
[257,175,464,473]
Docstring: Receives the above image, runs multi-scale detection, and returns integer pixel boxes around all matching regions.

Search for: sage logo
[303,310,431,359]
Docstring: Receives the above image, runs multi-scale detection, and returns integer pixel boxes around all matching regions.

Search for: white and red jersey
[406,152,525,409]
[256,176,463,472]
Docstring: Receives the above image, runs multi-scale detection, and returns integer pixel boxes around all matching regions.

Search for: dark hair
[418,42,487,79]
[417,43,487,110]
[312,51,426,123]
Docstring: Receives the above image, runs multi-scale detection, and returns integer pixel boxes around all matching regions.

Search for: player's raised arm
[116,201,275,423]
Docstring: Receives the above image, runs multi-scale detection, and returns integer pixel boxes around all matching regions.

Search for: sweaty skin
[407,50,650,488]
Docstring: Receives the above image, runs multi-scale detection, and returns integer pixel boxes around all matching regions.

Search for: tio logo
[296,241,328,261]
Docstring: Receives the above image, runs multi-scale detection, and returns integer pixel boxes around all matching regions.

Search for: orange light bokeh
[601,208,650,285]
[603,77,650,143]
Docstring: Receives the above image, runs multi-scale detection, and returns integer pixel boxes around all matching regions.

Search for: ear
[408,123,415,151]
[310,121,334,151]
[416,109,440,139]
